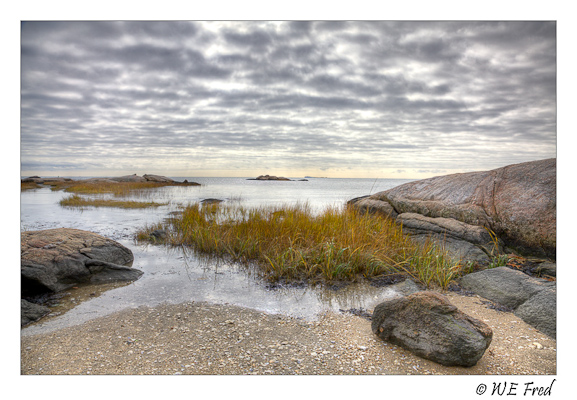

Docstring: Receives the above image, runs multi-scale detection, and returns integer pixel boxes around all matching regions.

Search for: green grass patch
[136,202,467,289]
[60,194,167,209]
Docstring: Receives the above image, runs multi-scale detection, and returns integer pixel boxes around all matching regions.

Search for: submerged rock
[21,299,51,327]
[201,198,224,204]
[150,229,168,241]
[371,291,492,367]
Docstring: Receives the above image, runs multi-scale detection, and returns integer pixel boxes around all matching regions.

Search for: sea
[20,176,414,335]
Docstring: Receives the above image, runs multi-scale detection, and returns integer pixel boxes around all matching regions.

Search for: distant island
[247,175,308,182]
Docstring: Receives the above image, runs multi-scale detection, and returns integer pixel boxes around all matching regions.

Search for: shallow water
[21,177,411,335]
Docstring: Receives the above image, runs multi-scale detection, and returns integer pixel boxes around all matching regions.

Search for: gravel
[21,292,556,375]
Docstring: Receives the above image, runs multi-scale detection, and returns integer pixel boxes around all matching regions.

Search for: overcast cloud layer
[20,21,556,178]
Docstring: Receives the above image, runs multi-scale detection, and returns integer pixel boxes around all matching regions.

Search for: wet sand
[21,291,555,375]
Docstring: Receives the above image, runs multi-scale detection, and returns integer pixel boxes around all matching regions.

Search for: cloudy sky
[20,20,556,178]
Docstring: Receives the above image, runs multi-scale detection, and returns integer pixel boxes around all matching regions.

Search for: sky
[20,20,557,179]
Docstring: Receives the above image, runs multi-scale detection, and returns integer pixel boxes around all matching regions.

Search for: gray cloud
[20,21,556,177]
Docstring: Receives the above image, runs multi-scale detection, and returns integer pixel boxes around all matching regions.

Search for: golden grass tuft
[59,194,167,209]
[21,181,40,191]
[136,202,467,288]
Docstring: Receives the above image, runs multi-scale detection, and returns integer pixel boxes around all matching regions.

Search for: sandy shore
[21,291,555,375]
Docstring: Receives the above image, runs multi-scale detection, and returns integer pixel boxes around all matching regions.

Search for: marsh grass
[484,227,510,268]
[49,180,199,196]
[136,202,466,288]
[21,181,40,191]
[60,194,167,209]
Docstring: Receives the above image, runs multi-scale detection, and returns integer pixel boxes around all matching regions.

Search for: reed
[136,202,467,288]
[60,194,167,209]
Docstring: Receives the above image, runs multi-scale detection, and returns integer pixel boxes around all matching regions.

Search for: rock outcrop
[110,174,148,182]
[371,291,493,367]
[142,174,175,183]
[21,228,142,296]
[22,174,200,186]
[349,159,556,261]
[459,266,556,338]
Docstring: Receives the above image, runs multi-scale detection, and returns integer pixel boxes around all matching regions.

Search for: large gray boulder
[21,228,142,295]
[350,159,556,260]
[459,266,556,338]
[371,291,492,367]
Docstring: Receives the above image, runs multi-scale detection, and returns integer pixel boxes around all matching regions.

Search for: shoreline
[21,291,556,375]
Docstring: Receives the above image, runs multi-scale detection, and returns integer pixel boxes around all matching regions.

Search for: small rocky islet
[247,174,308,181]
[21,160,556,371]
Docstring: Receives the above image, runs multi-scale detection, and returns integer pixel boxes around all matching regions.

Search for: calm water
[21,177,413,335]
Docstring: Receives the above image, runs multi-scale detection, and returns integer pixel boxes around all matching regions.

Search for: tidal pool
[21,182,405,335]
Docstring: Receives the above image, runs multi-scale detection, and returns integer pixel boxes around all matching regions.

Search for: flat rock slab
[459,267,554,309]
[459,266,556,338]
[371,291,493,367]
[21,228,141,295]
[398,213,495,263]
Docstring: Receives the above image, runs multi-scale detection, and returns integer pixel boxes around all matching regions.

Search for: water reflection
[20,180,409,335]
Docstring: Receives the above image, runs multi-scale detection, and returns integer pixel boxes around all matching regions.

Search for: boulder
[21,299,51,327]
[349,159,556,260]
[459,266,554,309]
[21,228,141,296]
[514,287,556,338]
[371,291,492,367]
[459,266,556,337]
